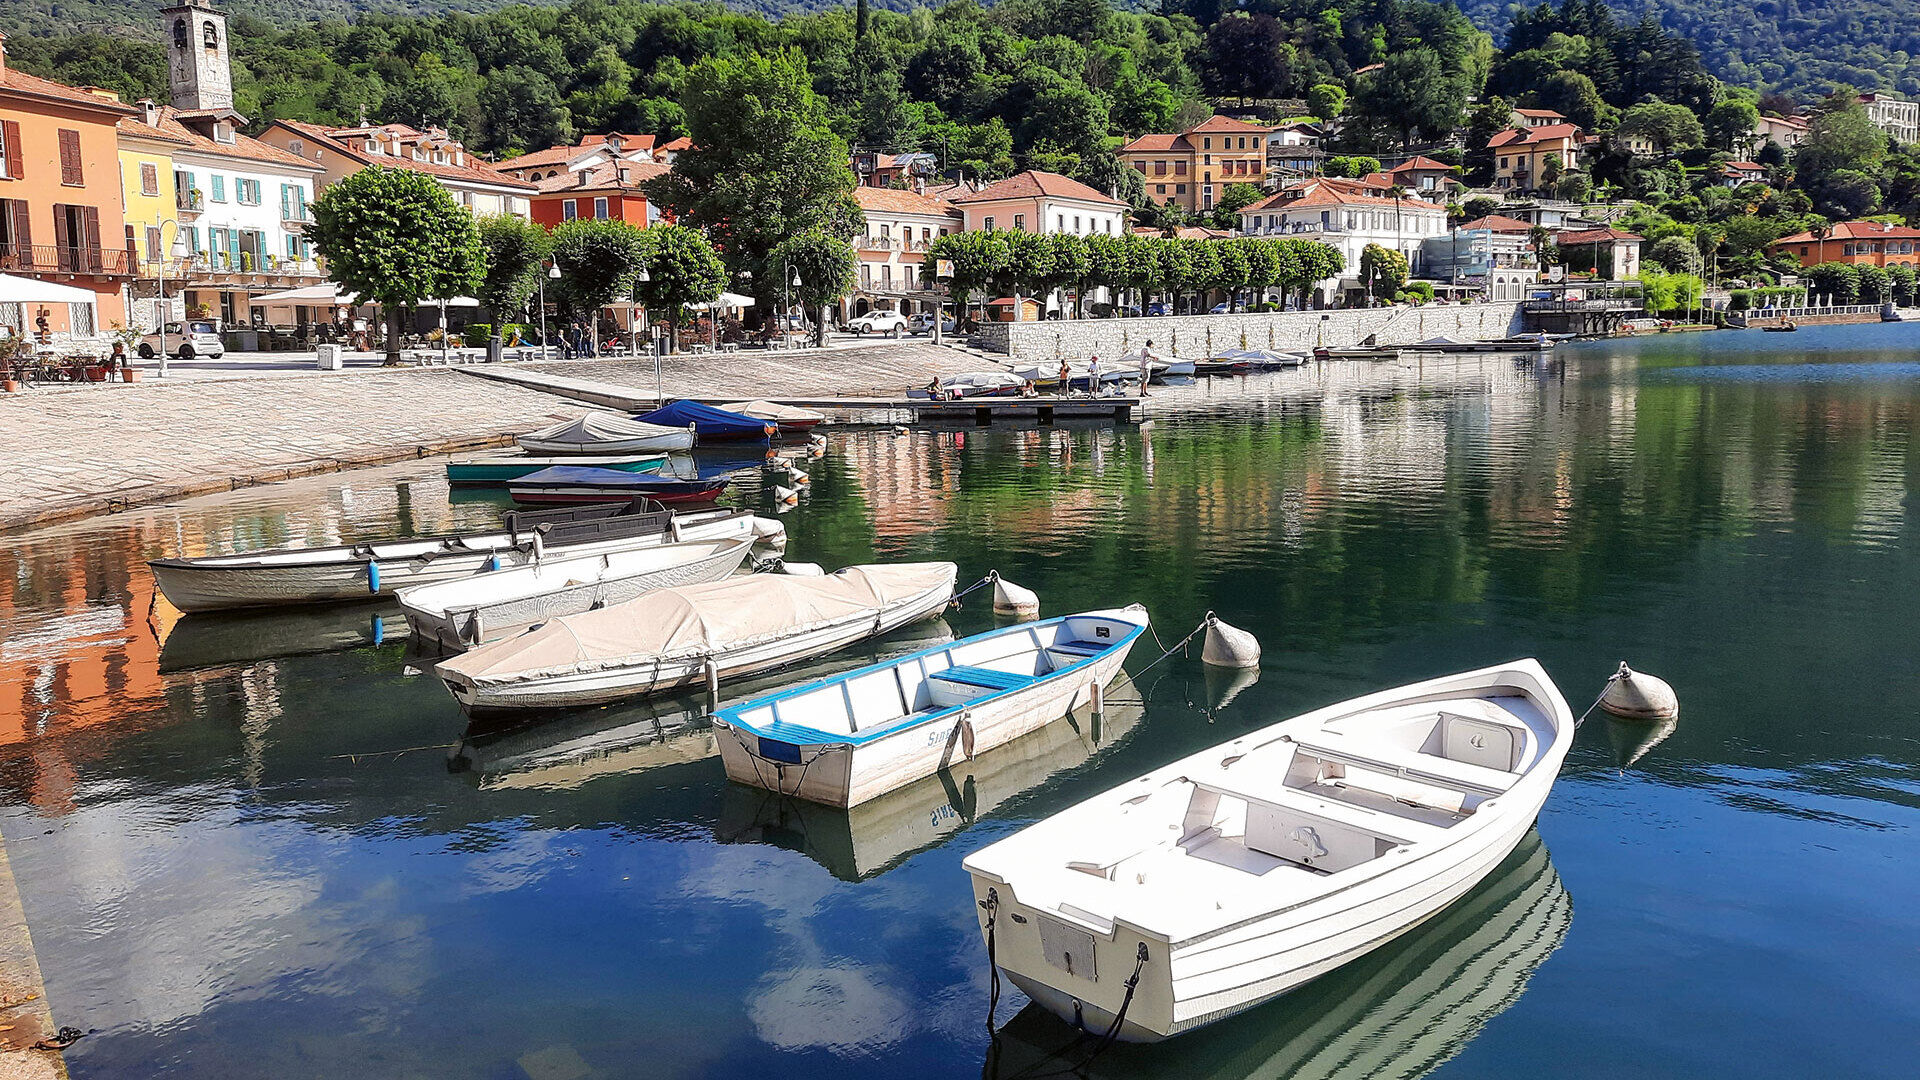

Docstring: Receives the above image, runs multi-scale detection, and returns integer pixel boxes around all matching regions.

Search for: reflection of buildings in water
[715,673,1146,882]
[989,831,1570,1080]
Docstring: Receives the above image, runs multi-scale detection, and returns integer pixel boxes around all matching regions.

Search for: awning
[252,284,479,307]
[0,274,98,305]
[689,292,756,311]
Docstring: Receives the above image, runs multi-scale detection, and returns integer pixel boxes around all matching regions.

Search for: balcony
[0,244,133,277]
[857,236,898,252]
[156,254,327,284]
[176,190,205,215]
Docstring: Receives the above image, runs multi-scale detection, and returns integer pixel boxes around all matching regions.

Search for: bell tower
[160,2,234,112]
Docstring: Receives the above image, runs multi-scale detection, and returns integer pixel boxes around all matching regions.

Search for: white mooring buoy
[991,575,1040,617]
[1201,613,1261,669]
[780,561,825,576]
[787,467,810,486]
[774,484,800,505]
[1598,662,1679,721]
[749,517,787,545]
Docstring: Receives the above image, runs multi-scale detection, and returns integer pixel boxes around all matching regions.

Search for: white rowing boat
[396,535,758,650]
[149,503,764,613]
[518,413,696,454]
[962,659,1574,1042]
[713,607,1148,809]
[435,562,958,716]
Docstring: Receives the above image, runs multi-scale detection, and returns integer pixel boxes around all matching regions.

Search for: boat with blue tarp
[635,400,778,442]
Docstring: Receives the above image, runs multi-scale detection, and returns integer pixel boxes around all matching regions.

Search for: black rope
[981,888,1003,1029]
[950,570,1001,608]
[1078,942,1150,1068]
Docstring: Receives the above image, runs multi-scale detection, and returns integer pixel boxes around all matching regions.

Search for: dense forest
[2,0,1917,99]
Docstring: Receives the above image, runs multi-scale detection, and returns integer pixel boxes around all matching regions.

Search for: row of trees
[1802,261,1918,305]
[923,230,1346,316]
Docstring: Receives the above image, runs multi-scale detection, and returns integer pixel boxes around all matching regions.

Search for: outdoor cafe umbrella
[691,292,757,350]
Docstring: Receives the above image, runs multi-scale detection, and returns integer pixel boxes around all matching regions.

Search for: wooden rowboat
[713,607,1148,809]
[963,659,1574,1042]
[445,451,667,486]
[506,466,731,506]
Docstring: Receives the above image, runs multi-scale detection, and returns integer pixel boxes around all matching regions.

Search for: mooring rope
[1078,943,1150,1067]
[949,570,1001,607]
[1574,668,1628,729]
[980,887,1003,1029]
[1131,616,1212,679]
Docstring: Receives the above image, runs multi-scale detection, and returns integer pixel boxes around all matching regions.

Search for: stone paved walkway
[0,343,992,533]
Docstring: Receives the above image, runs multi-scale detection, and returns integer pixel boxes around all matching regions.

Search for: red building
[528,159,669,230]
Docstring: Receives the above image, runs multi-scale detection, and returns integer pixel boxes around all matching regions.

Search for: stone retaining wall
[968,304,1529,361]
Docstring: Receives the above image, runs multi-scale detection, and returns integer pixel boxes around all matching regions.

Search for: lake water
[2,323,1916,1079]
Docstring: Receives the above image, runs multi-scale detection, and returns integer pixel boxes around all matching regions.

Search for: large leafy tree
[305,166,483,366]
[634,224,726,353]
[474,214,552,338]
[647,49,863,309]
[550,219,649,350]
[770,231,858,346]
[1359,244,1409,303]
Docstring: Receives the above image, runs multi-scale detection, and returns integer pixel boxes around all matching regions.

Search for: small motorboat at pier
[518,413,694,455]
[506,466,731,506]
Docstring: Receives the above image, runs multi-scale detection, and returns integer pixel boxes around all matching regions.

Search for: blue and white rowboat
[713,605,1149,808]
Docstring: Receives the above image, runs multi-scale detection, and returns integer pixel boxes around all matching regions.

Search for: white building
[947,169,1128,237]
[258,120,533,220]
[846,185,961,321]
[1859,93,1919,145]
[1239,179,1447,304]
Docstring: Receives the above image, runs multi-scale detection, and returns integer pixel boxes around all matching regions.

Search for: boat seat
[1048,640,1105,657]
[929,665,1034,691]
[1294,731,1521,795]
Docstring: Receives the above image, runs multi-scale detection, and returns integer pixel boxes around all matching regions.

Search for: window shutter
[2,122,22,179]
[7,200,30,254]
[58,130,83,185]
[83,207,102,271]
[141,162,159,195]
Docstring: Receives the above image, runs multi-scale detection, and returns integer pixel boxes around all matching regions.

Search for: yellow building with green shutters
[116,105,188,331]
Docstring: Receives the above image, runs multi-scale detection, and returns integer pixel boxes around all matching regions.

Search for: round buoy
[774,484,799,505]
[788,468,810,486]
[749,517,787,544]
[991,575,1040,617]
[781,561,825,576]
[1201,614,1261,669]
[1598,662,1678,721]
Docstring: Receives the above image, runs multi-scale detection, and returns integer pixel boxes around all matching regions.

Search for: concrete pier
[0,834,64,1080]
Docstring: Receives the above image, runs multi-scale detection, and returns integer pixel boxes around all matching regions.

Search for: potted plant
[0,334,24,392]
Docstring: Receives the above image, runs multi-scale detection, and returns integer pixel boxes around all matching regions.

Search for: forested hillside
[3,0,1917,99]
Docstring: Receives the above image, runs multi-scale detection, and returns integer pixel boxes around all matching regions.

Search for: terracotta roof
[532,159,668,194]
[1556,227,1642,245]
[1353,63,1383,75]
[1722,161,1764,171]
[1773,221,1920,244]
[1122,115,1273,155]
[0,68,137,115]
[1120,133,1187,153]
[507,134,657,172]
[269,119,535,191]
[949,170,1125,207]
[1489,123,1582,149]
[1514,108,1568,119]
[1390,155,1454,173]
[660,137,692,152]
[126,107,319,171]
[1458,214,1536,234]
[922,180,974,200]
[853,186,960,218]
[1189,115,1274,134]
[1244,185,1449,213]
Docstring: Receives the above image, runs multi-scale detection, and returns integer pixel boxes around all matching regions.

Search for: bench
[930,665,1034,691]
[1294,730,1520,795]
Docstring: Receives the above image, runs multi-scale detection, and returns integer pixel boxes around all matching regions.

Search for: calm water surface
[2,324,1917,1078]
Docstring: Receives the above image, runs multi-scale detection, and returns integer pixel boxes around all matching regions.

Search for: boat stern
[713,718,856,808]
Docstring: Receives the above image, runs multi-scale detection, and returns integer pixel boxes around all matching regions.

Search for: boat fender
[530,532,546,563]
[788,468,809,486]
[991,575,1040,617]
[487,554,502,572]
[1598,662,1679,721]
[781,562,825,576]
[366,560,381,594]
[960,715,975,759]
[704,658,721,712]
[749,517,787,543]
[371,614,384,646]
[1201,612,1261,669]
[774,484,800,505]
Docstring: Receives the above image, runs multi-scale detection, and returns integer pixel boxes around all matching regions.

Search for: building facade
[1555,227,1643,279]
[1418,229,1540,299]
[528,159,668,230]
[258,120,534,219]
[1240,180,1448,304]
[845,185,960,320]
[1120,115,1272,213]
[500,132,661,184]
[1858,93,1919,145]
[1487,123,1585,193]
[947,170,1128,236]
[0,32,136,338]
[1769,221,1920,268]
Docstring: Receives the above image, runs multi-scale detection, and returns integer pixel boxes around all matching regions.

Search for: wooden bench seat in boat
[1292,728,1523,795]
[930,665,1037,691]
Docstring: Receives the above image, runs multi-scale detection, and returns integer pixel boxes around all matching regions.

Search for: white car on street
[138,320,225,360]
[848,310,911,336]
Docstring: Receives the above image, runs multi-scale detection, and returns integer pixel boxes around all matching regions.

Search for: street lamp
[540,263,559,358]
[152,219,186,377]
[782,259,801,350]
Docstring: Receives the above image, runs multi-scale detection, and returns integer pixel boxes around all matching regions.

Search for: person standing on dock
[1057,357,1071,396]
[1138,339,1155,396]
[1087,354,1102,398]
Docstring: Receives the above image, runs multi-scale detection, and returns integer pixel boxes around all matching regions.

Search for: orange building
[1768,221,1920,268]
[0,32,136,336]
[528,159,668,230]
[1120,115,1272,213]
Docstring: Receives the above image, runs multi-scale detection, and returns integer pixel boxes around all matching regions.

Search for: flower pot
[123,369,138,382]
[2,378,17,393]
[85,366,107,382]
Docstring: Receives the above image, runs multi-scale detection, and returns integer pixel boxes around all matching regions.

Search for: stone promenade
[0,343,989,533]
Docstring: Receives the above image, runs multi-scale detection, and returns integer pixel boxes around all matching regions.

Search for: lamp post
[540,263,559,358]
[153,219,186,377]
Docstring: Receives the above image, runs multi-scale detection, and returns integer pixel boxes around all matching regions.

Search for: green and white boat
[446,451,668,486]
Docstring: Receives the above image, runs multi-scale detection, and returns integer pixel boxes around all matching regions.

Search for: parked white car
[848,310,911,336]
[909,312,954,335]
[138,319,225,360]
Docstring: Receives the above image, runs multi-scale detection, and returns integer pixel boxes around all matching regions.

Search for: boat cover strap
[931,666,1034,691]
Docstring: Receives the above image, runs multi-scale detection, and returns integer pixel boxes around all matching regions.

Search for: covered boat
[436,562,958,715]
[635,400,777,442]
[932,372,1028,398]
[716,400,827,434]
[397,535,758,649]
[518,413,695,454]
[1225,348,1307,369]
[149,501,756,613]
[446,451,667,486]
[962,659,1574,1042]
[1192,355,1253,376]
[507,466,730,506]
[714,607,1147,809]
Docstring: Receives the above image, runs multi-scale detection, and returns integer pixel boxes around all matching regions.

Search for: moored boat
[713,606,1148,809]
[962,658,1575,1042]
[635,400,778,442]
[148,501,755,613]
[913,371,1027,398]
[446,451,668,486]
[506,466,731,506]
[1192,357,1253,376]
[435,562,958,716]
[518,413,695,455]
[716,400,827,433]
[397,535,758,649]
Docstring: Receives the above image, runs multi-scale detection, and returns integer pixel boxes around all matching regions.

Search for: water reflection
[984,833,1570,1080]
